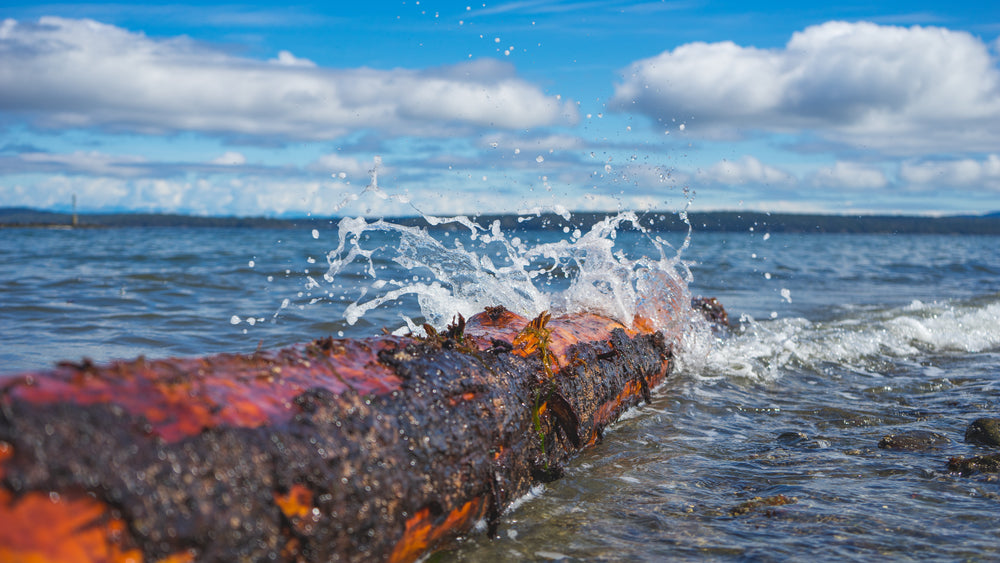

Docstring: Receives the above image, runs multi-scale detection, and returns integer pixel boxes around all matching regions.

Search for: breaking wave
[678,295,1000,382]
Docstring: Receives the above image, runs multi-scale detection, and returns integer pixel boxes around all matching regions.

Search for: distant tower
[72,194,78,228]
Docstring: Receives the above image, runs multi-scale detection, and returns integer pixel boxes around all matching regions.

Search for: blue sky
[2,1,999,218]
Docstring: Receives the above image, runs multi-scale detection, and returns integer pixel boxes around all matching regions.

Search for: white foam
[505,484,546,515]
[677,298,1000,382]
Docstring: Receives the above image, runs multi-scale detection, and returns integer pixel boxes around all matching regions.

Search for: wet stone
[728,494,797,517]
[948,453,1000,475]
[776,431,808,447]
[877,430,949,451]
[964,417,1000,447]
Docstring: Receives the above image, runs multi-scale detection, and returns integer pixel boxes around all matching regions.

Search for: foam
[677,297,1000,382]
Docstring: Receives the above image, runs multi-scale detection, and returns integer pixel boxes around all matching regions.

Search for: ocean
[2,214,999,561]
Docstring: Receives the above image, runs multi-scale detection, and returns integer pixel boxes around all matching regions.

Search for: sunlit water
[2,218,1000,561]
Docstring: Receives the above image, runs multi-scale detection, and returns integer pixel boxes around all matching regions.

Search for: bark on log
[0,300,724,562]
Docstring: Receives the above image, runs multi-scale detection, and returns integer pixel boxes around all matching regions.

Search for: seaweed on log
[0,299,725,562]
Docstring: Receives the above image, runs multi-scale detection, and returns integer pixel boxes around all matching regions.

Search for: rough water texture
[1,216,1000,561]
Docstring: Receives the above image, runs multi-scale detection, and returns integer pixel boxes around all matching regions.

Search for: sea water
[1,216,999,561]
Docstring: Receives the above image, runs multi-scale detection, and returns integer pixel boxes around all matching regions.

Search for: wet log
[0,300,724,562]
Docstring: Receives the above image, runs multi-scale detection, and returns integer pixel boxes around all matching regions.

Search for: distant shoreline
[2,207,1000,235]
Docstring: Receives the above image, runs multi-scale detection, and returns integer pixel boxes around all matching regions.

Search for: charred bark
[0,301,722,562]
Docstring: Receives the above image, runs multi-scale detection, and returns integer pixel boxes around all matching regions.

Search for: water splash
[319,209,699,341]
[677,296,1000,382]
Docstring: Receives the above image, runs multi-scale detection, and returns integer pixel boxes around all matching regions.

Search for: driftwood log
[0,298,726,562]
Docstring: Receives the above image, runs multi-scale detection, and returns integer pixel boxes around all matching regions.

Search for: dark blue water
[2,223,999,561]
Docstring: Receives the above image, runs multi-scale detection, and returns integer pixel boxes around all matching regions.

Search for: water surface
[2,223,998,561]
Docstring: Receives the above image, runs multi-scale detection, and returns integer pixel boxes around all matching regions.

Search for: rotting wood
[0,298,727,562]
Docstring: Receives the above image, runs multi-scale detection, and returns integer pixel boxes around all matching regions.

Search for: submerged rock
[877,430,949,451]
[964,417,1000,447]
[775,431,808,447]
[948,453,1000,475]
[728,495,797,517]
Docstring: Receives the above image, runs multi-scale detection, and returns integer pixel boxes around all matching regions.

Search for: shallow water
[2,222,999,561]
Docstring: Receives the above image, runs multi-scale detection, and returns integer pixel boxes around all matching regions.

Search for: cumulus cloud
[210,151,247,166]
[309,153,378,180]
[0,171,550,218]
[612,21,1000,154]
[269,50,316,67]
[697,156,794,186]
[900,154,1000,190]
[811,161,888,190]
[0,17,577,141]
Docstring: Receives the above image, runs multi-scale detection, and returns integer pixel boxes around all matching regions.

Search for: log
[0,300,725,562]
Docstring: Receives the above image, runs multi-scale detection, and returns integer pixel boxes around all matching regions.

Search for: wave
[678,294,1000,382]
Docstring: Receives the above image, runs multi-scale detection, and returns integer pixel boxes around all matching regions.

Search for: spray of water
[293,155,716,366]
[318,206,704,345]
[324,212,690,332]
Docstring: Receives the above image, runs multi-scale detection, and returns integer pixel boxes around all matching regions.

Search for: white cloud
[269,50,316,67]
[210,151,247,165]
[310,153,377,180]
[612,21,1000,154]
[900,154,1000,190]
[811,161,888,190]
[10,150,150,177]
[697,156,794,186]
[0,17,577,141]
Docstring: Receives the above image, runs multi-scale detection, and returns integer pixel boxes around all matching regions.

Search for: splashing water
[678,297,1000,382]
[318,209,702,344]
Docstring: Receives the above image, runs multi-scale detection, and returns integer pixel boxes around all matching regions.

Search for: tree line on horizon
[2,206,1000,235]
